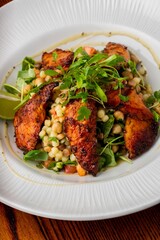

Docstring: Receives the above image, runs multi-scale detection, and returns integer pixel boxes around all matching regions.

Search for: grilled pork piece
[104,42,130,62]
[64,99,99,176]
[42,48,74,70]
[14,82,58,152]
[106,88,158,158]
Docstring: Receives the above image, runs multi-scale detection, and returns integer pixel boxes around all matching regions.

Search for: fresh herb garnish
[60,50,126,115]
[77,106,91,121]
[145,90,160,119]
[24,150,48,162]
[119,94,129,102]
[52,52,58,61]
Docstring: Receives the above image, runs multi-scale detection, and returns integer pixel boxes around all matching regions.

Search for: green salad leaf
[24,150,48,162]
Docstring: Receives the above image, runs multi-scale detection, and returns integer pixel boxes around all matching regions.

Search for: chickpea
[57,133,65,140]
[55,151,63,161]
[51,147,59,156]
[40,70,46,79]
[143,93,151,101]
[44,146,52,153]
[45,75,52,82]
[97,109,105,119]
[112,145,119,153]
[51,140,59,147]
[46,127,52,135]
[138,65,146,75]
[133,77,141,85]
[23,84,32,95]
[39,130,46,139]
[52,122,62,133]
[35,77,44,86]
[62,156,69,162]
[130,53,140,64]
[114,111,124,121]
[122,70,133,80]
[112,124,122,134]
[63,148,71,157]
[70,153,76,161]
[102,115,109,122]
[44,119,51,127]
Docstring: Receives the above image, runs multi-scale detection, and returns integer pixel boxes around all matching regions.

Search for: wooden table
[0,0,160,239]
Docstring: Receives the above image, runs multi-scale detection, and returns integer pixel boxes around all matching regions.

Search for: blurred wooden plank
[0,203,46,240]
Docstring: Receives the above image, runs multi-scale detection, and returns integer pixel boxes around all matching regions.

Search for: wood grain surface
[0,202,160,240]
[0,0,160,239]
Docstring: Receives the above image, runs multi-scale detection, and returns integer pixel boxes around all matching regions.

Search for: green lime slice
[0,90,21,120]
[3,83,21,95]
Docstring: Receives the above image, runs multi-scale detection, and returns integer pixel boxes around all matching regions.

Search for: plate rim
[0,0,160,220]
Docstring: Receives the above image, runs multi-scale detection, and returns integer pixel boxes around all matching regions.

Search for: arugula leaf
[44,69,59,77]
[77,106,91,121]
[22,57,35,70]
[145,95,156,107]
[99,147,117,168]
[102,114,115,143]
[18,68,35,82]
[73,72,86,88]
[73,47,86,60]
[24,150,48,162]
[69,92,88,102]
[102,147,117,167]
[69,58,87,69]
[128,60,137,74]
[3,83,21,95]
[98,156,107,171]
[119,155,132,163]
[154,90,160,101]
[60,76,73,90]
[94,82,107,102]
[102,54,125,66]
[16,78,27,89]
[151,109,160,122]
[87,53,107,65]
[47,161,57,169]
[64,160,77,166]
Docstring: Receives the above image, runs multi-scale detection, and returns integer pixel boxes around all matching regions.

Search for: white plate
[0,0,160,220]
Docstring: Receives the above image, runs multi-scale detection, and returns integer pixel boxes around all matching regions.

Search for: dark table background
[0,0,160,239]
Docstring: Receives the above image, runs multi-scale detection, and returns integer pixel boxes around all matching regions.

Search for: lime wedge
[0,90,21,120]
[3,83,21,95]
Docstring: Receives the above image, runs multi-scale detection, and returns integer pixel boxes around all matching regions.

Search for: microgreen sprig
[60,48,126,120]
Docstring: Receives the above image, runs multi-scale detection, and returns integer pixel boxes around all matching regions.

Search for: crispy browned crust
[106,88,159,158]
[120,89,158,158]
[124,117,158,158]
[64,99,99,176]
[14,82,58,152]
[42,48,74,70]
[104,42,130,61]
